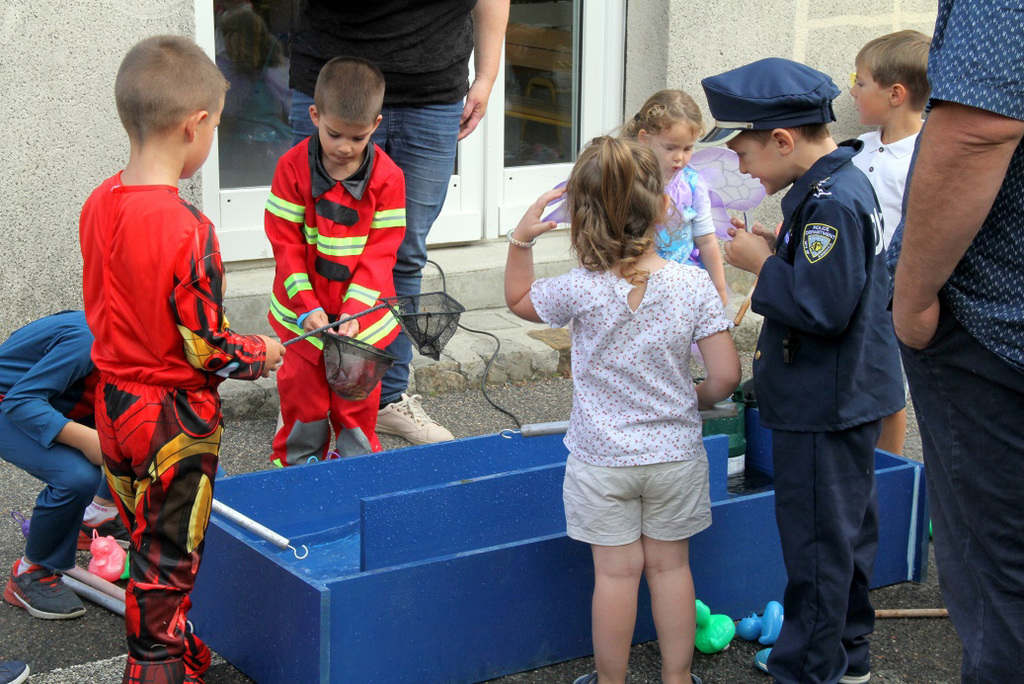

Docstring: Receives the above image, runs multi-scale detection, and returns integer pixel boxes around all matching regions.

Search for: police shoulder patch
[802,223,838,263]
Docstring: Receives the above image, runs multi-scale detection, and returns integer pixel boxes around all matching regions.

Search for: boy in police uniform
[703,58,904,683]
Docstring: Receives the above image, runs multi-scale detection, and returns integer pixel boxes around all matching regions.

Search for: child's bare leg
[877,408,907,455]
[641,536,695,684]
[591,540,645,684]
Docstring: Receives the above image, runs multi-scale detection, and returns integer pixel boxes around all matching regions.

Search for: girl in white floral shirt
[505,136,740,684]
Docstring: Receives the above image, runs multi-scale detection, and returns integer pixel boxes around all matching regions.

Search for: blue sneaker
[0,661,29,684]
[573,674,597,684]
[754,647,772,674]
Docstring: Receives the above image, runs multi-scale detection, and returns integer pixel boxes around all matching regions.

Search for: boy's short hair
[856,30,931,111]
[115,35,228,143]
[741,124,832,145]
[313,57,385,124]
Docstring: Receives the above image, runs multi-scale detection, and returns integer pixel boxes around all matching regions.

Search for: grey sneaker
[376,393,454,444]
[3,562,85,620]
[840,672,871,683]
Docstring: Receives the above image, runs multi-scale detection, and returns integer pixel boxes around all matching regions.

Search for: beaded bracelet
[506,228,537,248]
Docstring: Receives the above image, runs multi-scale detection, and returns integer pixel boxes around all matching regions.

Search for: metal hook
[290,544,309,560]
[499,428,519,439]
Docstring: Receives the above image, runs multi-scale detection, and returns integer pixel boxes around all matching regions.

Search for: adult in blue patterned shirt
[889,0,1024,679]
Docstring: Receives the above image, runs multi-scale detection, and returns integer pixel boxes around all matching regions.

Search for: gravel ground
[0,353,962,683]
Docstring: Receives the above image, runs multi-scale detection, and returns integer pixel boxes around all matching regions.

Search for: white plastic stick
[211,499,290,549]
[63,574,126,616]
[520,421,570,437]
[64,566,125,602]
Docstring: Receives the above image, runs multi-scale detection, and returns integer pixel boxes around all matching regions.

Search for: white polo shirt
[852,129,919,248]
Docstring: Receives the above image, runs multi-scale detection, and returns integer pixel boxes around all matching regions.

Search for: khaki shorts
[563,455,712,546]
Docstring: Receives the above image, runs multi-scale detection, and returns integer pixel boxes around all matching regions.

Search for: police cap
[700,58,842,144]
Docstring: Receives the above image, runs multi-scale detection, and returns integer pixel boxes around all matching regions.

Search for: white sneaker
[376,393,454,445]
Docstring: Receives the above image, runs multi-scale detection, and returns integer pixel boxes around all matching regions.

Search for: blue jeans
[290,92,462,405]
[0,413,110,571]
[901,303,1024,681]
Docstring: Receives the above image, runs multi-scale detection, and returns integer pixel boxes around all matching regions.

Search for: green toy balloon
[120,551,130,581]
[694,600,736,654]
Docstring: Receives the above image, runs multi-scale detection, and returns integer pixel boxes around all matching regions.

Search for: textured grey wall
[0,1,198,338]
[0,1,939,338]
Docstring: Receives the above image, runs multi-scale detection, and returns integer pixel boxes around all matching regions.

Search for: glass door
[496,0,625,232]
[196,0,624,260]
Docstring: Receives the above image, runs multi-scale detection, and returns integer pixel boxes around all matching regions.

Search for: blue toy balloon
[759,600,784,645]
[736,613,762,641]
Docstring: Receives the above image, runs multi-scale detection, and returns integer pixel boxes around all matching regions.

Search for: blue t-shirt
[888,0,1024,369]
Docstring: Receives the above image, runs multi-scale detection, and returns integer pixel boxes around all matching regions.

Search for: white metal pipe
[63,575,125,616]
[211,499,291,550]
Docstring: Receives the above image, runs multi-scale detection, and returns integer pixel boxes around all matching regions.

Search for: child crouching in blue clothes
[1,311,128,621]
[505,136,740,684]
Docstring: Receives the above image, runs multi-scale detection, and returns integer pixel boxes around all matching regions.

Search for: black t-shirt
[290,0,477,106]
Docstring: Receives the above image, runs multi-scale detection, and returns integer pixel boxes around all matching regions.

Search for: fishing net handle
[282,301,389,347]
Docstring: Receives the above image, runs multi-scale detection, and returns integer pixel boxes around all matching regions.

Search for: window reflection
[504,0,576,167]
[215,1,293,188]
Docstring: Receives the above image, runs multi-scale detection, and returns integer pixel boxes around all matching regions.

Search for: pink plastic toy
[88,530,127,582]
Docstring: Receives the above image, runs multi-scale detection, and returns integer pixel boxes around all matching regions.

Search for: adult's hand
[459,76,495,140]
[891,290,940,350]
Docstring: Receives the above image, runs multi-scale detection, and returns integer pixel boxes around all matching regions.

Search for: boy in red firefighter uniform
[265,56,406,466]
[79,36,285,684]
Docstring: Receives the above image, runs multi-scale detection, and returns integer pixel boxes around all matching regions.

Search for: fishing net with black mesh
[322,335,397,401]
[382,291,465,361]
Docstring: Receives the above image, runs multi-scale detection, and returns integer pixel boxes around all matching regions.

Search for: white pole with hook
[211,500,308,559]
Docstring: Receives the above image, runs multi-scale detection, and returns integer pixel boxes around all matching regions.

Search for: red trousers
[271,348,381,466]
[96,376,217,684]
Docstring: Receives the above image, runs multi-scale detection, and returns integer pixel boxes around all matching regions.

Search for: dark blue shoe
[0,661,29,684]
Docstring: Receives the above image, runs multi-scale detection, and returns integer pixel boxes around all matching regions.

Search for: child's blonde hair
[567,137,665,284]
[856,30,931,112]
[314,57,385,125]
[621,89,703,139]
[115,35,228,144]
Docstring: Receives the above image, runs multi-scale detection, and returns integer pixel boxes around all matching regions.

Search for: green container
[700,394,746,459]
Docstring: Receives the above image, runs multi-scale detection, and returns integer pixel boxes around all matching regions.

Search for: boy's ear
[369,113,383,136]
[309,104,320,128]
[183,110,210,142]
[889,83,908,107]
[772,128,795,156]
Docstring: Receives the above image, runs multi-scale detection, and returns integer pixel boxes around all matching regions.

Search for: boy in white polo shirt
[849,29,930,456]
[849,29,931,248]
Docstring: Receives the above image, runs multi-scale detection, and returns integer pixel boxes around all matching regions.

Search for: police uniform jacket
[751,140,904,431]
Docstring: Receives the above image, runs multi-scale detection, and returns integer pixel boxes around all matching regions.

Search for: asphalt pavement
[1,376,962,683]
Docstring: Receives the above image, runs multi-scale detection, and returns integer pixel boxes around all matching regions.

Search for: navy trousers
[767,422,881,683]
[901,305,1024,682]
